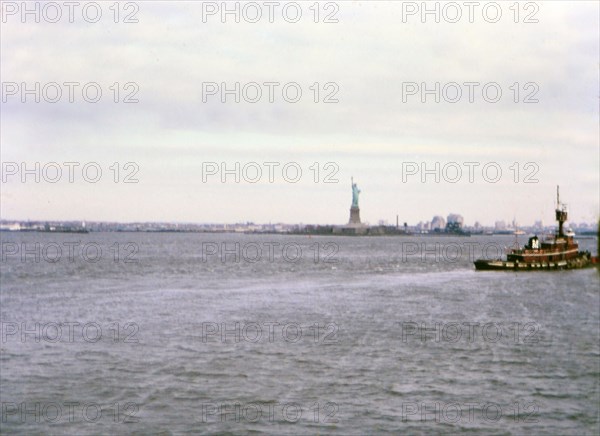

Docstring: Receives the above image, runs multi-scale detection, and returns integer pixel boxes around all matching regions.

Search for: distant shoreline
[5,228,597,237]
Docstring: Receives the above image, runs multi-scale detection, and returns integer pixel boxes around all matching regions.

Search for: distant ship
[41,222,89,233]
[474,186,597,271]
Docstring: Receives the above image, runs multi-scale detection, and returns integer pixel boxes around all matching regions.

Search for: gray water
[1,232,598,435]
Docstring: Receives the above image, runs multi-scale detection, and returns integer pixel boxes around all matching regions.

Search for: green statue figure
[351,177,360,208]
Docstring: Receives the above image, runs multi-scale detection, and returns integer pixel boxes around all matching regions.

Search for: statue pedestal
[348,206,361,225]
[333,206,367,235]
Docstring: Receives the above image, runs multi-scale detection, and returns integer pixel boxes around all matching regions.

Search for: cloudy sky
[1,1,598,226]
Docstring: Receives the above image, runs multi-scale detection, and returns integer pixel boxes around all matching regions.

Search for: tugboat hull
[474,254,593,271]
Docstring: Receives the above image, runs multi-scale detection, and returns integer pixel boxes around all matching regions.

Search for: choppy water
[1,232,598,435]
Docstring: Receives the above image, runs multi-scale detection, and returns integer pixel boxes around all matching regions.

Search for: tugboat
[474,187,596,271]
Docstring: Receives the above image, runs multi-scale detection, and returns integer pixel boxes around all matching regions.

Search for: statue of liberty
[348,177,362,225]
[351,177,360,208]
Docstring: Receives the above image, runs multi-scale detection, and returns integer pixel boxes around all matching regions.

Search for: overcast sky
[1,1,598,226]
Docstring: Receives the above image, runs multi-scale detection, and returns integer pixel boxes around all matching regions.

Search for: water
[1,232,598,435]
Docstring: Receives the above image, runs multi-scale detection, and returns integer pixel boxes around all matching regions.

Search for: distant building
[0,222,21,231]
[431,216,446,231]
[495,220,507,231]
[446,213,463,229]
[445,213,464,233]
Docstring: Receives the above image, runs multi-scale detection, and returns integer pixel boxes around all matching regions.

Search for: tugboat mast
[555,185,568,237]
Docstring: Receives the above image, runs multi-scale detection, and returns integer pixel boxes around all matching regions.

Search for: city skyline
[0,173,598,227]
[2,195,598,230]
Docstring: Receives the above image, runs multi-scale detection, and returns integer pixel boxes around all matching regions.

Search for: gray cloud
[1,1,598,225]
